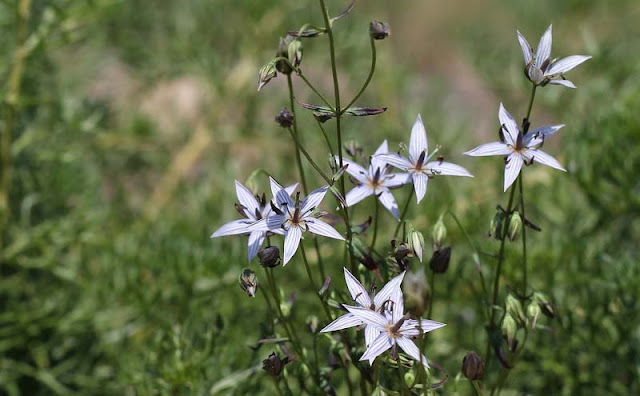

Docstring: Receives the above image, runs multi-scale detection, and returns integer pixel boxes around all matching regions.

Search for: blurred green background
[1,0,639,394]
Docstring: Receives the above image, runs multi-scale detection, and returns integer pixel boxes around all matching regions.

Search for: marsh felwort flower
[463,103,566,191]
[339,140,408,219]
[321,268,405,348]
[211,178,297,261]
[377,115,473,204]
[249,182,344,265]
[517,25,591,88]
[321,268,445,366]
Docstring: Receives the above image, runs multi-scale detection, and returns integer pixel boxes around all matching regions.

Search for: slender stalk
[287,74,308,194]
[394,187,414,238]
[342,37,377,113]
[427,274,435,318]
[524,85,537,123]
[471,380,484,395]
[1,0,31,246]
[271,377,285,396]
[316,120,335,156]
[484,181,518,365]
[396,357,408,395]
[286,127,332,184]
[300,243,332,321]
[274,56,335,111]
[518,174,528,297]
[371,198,380,248]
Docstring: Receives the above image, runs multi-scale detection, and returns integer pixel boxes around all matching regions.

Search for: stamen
[270,201,284,216]
[416,150,426,168]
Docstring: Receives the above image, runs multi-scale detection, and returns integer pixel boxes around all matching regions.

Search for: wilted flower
[211,178,297,261]
[429,246,451,274]
[377,115,473,204]
[258,246,281,268]
[249,183,344,265]
[462,351,485,381]
[517,25,591,88]
[463,103,566,191]
[369,20,390,40]
[321,268,405,348]
[339,140,407,220]
[262,352,289,376]
[275,107,294,128]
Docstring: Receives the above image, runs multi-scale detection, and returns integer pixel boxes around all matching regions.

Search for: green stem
[287,74,308,194]
[396,357,408,395]
[524,85,537,122]
[286,127,332,184]
[484,179,518,366]
[427,274,435,318]
[316,120,335,155]
[342,37,377,113]
[394,186,414,238]
[271,377,285,396]
[471,380,484,395]
[518,174,528,297]
[300,243,332,321]
[1,0,31,246]
[371,198,380,249]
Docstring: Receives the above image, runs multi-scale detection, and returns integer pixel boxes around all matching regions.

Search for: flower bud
[527,301,542,328]
[307,315,319,333]
[501,313,517,349]
[276,37,293,74]
[534,292,555,319]
[431,215,447,250]
[369,20,390,40]
[262,352,289,377]
[489,209,507,240]
[505,294,526,324]
[274,107,294,128]
[239,268,258,297]
[258,246,281,268]
[507,211,522,242]
[409,227,425,262]
[288,39,303,68]
[462,351,485,381]
[257,61,277,91]
[429,246,452,274]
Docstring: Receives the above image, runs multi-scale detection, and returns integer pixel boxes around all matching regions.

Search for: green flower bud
[239,268,258,297]
[507,212,522,242]
[257,61,277,91]
[462,351,485,381]
[288,39,303,68]
[534,292,555,319]
[489,209,507,240]
[501,313,517,348]
[527,301,542,328]
[431,215,447,250]
[409,227,425,262]
[369,20,390,40]
[505,294,526,324]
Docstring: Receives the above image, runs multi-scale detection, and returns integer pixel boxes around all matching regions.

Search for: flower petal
[235,181,260,219]
[301,185,329,214]
[360,332,394,365]
[504,152,524,192]
[535,24,552,67]
[365,324,381,347]
[516,30,533,65]
[547,79,576,89]
[343,267,372,307]
[499,103,519,145]
[546,55,591,75]
[344,306,388,330]
[211,219,250,237]
[426,161,474,177]
[284,183,298,196]
[345,185,374,207]
[401,319,447,335]
[307,219,345,240]
[528,65,544,85]
[412,172,428,204]
[246,215,285,232]
[370,140,389,171]
[320,313,363,332]
[409,114,428,163]
[377,189,400,220]
[338,157,369,183]
[525,149,567,172]
[381,172,412,188]
[391,287,405,323]
[524,124,564,146]
[270,176,294,208]
[396,337,429,368]
[283,225,302,265]
[373,271,405,309]
[463,142,511,157]
[247,231,266,261]
[375,153,412,171]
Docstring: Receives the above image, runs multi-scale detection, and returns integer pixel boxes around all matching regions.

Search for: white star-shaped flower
[320,268,405,348]
[376,115,473,204]
[210,178,297,261]
[249,182,344,265]
[344,291,445,366]
[517,24,591,88]
[463,103,567,191]
[339,140,409,220]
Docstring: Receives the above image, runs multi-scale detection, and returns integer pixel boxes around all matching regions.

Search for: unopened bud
[527,302,542,328]
[288,39,303,68]
[534,292,555,319]
[258,246,281,268]
[258,61,277,91]
[501,314,517,348]
[275,107,294,128]
[462,351,485,380]
[409,227,425,262]
[507,212,522,242]
[505,294,526,324]
[307,315,319,333]
[276,37,293,74]
[431,215,447,250]
[430,246,452,274]
[262,352,289,377]
[489,209,507,240]
[239,268,258,297]
[369,20,390,40]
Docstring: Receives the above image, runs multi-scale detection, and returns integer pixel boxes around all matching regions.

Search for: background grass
[1,0,639,394]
